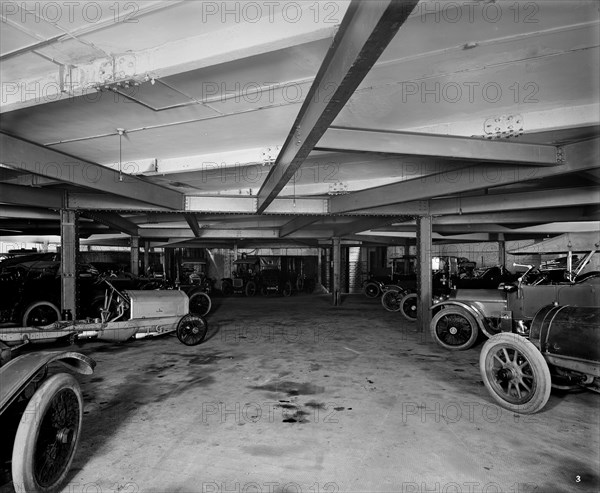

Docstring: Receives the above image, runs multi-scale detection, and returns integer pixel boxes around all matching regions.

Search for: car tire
[176,314,208,346]
[22,301,61,328]
[363,282,380,298]
[282,281,293,297]
[381,290,402,312]
[245,281,257,297]
[480,333,551,414]
[430,307,478,350]
[12,373,83,493]
[189,291,212,317]
[399,293,418,321]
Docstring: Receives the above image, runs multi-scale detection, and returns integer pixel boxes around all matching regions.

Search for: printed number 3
[576,476,581,483]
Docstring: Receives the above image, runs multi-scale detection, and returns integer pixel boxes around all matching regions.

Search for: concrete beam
[67,193,172,211]
[430,187,600,215]
[280,217,320,238]
[317,128,560,166]
[186,196,329,214]
[333,217,399,237]
[1,133,184,210]
[82,211,139,236]
[185,214,202,237]
[432,208,592,224]
[0,183,63,208]
[256,0,419,213]
[330,138,600,213]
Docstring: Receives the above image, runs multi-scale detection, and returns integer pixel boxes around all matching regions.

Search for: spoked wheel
[188,292,212,317]
[399,293,418,321]
[480,333,551,414]
[430,308,478,350]
[12,373,83,493]
[282,281,293,297]
[176,314,208,346]
[22,301,61,328]
[381,290,402,312]
[245,281,257,297]
[363,282,381,298]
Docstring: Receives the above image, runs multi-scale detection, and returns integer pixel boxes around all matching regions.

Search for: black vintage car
[259,267,296,296]
[221,257,261,297]
[0,253,101,326]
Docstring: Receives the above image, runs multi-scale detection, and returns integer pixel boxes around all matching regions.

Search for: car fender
[431,300,490,335]
[0,351,95,415]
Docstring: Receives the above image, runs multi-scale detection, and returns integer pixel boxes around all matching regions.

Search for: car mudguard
[0,351,95,415]
[431,300,496,338]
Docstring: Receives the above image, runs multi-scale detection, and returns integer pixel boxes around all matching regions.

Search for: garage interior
[1,1,599,492]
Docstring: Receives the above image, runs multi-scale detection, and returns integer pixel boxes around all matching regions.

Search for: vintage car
[382,257,498,321]
[365,256,476,299]
[1,351,95,493]
[479,305,599,414]
[429,232,600,351]
[259,267,296,296]
[221,256,261,296]
[0,254,101,327]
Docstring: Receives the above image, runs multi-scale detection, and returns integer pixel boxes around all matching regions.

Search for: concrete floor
[11,294,600,493]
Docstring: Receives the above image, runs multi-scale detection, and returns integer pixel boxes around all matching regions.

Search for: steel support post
[317,248,322,287]
[416,216,432,333]
[60,209,79,320]
[332,237,341,306]
[498,234,506,267]
[130,236,140,276]
[144,241,150,274]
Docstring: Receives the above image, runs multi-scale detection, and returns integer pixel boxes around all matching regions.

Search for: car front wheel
[12,373,83,493]
[245,281,257,297]
[381,290,402,312]
[480,333,551,414]
[430,308,478,350]
[363,282,380,298]
[399,293,418,321]
[282,281,293,297]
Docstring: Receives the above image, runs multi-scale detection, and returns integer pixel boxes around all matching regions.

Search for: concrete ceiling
[1,0,599,248]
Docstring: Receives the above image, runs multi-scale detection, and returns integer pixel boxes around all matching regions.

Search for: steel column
[144,241,150,274]
[498,234,506,267]
[332,237,342,306]
[60,209,79,320]
[131,236,140,276]
[416,216,432,333]
[317,248,323,288]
